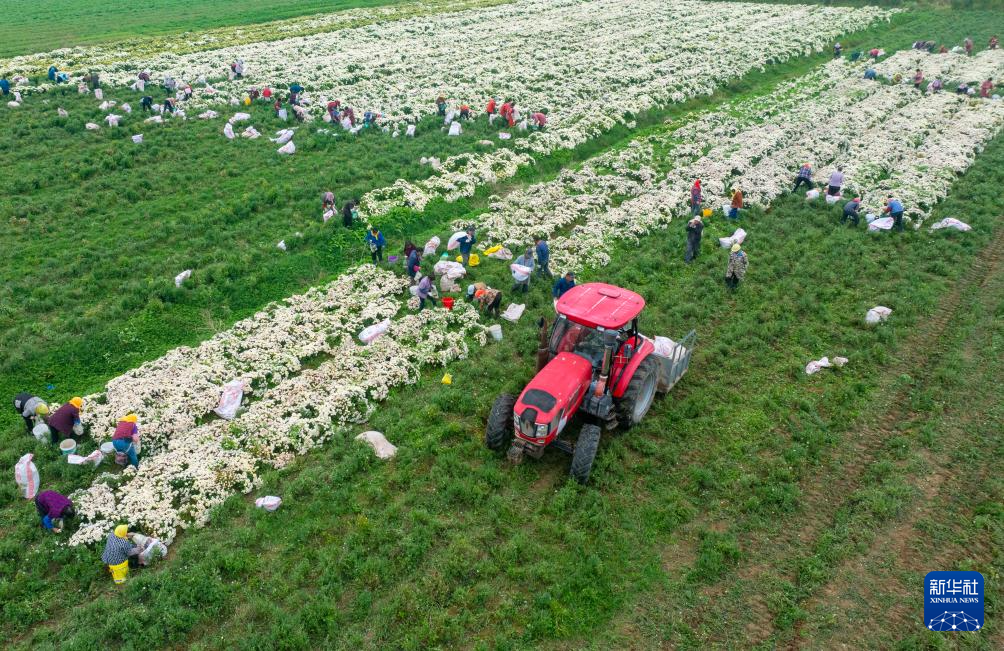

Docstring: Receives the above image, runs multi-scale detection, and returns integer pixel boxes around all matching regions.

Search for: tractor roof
[556,283,645,330]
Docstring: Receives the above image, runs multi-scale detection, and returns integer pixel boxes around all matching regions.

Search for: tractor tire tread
[569,424,601,484]
[616,356,660,429]
[485,394,516,452]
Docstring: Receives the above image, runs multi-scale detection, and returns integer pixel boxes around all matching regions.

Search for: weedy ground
[0,4,1002,649]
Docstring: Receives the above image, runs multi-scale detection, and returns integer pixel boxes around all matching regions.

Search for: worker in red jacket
[112,414,140,468]
[500,101,515,127]
[48,397,83,443]
[486,98,497,115]
[531,112,547,129]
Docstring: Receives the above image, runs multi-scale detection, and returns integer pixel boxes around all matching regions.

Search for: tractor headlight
[535,423,549,438]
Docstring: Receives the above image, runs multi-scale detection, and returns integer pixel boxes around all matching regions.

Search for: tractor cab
[485,283,695,483]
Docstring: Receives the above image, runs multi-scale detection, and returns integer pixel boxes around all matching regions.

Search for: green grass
[0,0,411,58]
[10,129,1003,650]
[1,4,1004,649]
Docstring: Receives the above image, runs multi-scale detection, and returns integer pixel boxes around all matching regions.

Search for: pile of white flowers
[873,49,1004,87]
[3,0,893,219]
[69,265,487,546]
[459,57,1004,273]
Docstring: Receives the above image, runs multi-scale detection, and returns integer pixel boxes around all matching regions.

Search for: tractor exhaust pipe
[594,331,617,397]
[536,317,549,373]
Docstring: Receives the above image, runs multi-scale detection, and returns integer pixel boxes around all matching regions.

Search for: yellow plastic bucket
[109,560,129,584]
[702,208,713,218]
[469,253,481,267]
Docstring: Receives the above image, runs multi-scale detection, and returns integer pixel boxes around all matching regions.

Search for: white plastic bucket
[59,439,77,455]
[100,442,115,455]
[487,324,503,341]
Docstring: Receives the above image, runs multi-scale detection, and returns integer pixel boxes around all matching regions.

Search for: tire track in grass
[772,234,1004,648]
[680,230,1004,648]
[792,234,1004,648]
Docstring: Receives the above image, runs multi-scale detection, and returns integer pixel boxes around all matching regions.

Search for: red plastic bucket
[443,297,454,311]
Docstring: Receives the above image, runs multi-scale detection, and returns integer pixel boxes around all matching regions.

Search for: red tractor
[485,283,695,483]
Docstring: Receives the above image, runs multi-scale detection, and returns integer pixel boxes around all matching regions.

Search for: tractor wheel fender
[615,356,660,428]
[485,394,516,452]
[569,424,601,485]
[611,338,656,399]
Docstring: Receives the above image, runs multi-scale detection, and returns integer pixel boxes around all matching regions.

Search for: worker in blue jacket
[456,228,477,266]
[552,272,576,301]
[883,196,905,232]
[534,238,552,278]
[365,226,386,263]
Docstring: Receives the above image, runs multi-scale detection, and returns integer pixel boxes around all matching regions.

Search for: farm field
[1,1,1003,649]
[0,0,431,58]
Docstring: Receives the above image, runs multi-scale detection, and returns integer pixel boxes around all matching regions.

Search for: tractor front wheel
[569,424,601,484]
[616,356,659,429]
[485,394,516,452]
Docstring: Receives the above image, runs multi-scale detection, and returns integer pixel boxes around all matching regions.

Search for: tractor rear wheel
[616,356,659,429]
[569,424,601,484]
[485,394,516,452]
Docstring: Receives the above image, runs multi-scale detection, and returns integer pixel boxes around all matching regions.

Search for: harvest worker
[883,196,905,232]
[725,243,748,291]
[289,83,303,105]
[48,397,83,443]
[102,525,140,584]
[0,77,9,95]
[34,490,74,533]
[406,247,422,283]
[500,100,515,127]
[929,78,943,93]
[729,187,743,220]
[690,179,703,216]
[913,69,924,89]
[964,37,973,56]
[980,78,994,98]
[534,237,552,278]
[112,414,140,469]
[456,228,477,266]
[475,286,503,317]
[827,166,845,196]
[833,42,841,58]
[262,86,272,100]
[458,104,471,120]
[417,273,438,311]
[486,97,497,115]
[991,36,999,50]
[366,226,386,264]
[863,68,877,80]
[13,393,48,433]
[342,200,355,227]
[552,271,576,300]
[140,95,153,111]
[684,215,703,263]
[531,112,547,129]
[792,163,813,193]
[842,197,862,227]
[436,96,447,116]
[512,248,535,293]
[322,191,336,212]
[47,65,57,82]
[163,97,176,113]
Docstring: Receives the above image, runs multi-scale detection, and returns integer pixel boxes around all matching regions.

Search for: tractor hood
[515,352,593,427]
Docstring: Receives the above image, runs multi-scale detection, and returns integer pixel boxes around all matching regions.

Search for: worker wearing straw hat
[102,525,140,584]
[725,243,748,291]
